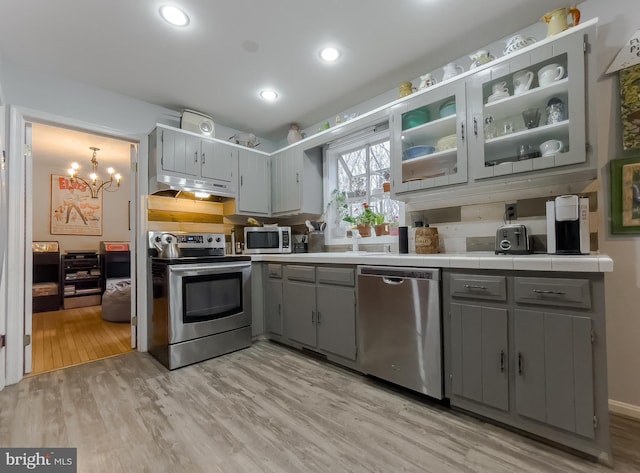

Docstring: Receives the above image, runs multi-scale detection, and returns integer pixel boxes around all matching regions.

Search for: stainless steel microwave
[244,226,291,254]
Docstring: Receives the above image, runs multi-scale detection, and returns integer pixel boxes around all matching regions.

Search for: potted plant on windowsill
[343,203,385,237]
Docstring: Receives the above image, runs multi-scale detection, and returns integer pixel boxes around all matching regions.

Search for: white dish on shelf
[487,91,510,103]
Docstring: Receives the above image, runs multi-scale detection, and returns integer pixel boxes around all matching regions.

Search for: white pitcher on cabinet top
[442,62,464,81]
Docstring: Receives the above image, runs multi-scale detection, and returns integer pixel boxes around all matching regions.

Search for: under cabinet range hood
[148,171,236,198]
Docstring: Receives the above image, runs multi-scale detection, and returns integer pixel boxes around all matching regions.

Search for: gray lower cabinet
[284,278,317,347]
[264,264,283,336]
[450,303,508,411]
[444,269,610,462]
[317,283,356,360]
[273,264,358,368]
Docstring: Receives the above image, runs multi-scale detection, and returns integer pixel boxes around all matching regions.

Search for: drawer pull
[464,284,488,290]
[532,289,566,296]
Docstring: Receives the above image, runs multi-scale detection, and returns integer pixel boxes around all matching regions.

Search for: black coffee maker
[545,195,590,255]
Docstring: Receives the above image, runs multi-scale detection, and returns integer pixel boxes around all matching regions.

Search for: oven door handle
[169,262,251,276]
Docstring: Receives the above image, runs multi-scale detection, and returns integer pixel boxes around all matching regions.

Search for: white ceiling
[0,0,565,142]
[31,123,133,170]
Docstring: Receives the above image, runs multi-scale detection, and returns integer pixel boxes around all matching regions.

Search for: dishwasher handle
[359,266,440,280]
[382,277,404,285]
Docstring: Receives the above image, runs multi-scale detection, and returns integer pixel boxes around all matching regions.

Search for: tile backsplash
[406,192,598,253]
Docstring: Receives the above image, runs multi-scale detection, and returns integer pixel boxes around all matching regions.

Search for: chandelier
[68,147,122,199]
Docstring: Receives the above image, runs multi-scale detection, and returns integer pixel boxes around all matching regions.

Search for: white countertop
[250,252,613,272]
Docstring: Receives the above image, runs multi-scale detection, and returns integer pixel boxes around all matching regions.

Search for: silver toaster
[495,224,531,255]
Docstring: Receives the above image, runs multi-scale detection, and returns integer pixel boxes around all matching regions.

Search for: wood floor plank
[31,306,132,375]
[2,341,638,473]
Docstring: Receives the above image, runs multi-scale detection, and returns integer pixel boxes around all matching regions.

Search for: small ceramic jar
[469,50,495,69]
[399,82,416,98]
[287,124,303,144]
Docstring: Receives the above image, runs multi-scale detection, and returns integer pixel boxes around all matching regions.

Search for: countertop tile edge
[250,253,613,272]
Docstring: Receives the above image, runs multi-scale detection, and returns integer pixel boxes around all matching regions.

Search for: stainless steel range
[148,232,252,370]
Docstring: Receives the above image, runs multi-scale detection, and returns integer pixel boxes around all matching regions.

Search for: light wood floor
[2,341,639,473]
[31,306,132,375]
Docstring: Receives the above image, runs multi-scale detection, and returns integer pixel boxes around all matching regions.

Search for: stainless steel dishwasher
[357,266,442,399]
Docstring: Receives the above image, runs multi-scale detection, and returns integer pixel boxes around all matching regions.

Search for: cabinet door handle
[461,122,465,143]
[473,117,478,137]
[518,352,523,376]
[311,310,315,324]
[194,151,198,163]
[317,311,321,324]
[278,303,281,316]
[532,289,567,296]
[202,152,206,164]
[240,175,243,186]
[296,172,300,183]
[500,350,505,373]
[464,284,487,290]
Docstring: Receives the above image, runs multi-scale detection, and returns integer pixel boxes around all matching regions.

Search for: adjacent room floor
[1,341,639,472]
[30,306,132,375]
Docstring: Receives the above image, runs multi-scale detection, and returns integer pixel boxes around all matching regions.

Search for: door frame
[5,106,148,385]
[0,103,7,391]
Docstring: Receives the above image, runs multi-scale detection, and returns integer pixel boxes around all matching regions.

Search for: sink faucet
[350,229,361,252]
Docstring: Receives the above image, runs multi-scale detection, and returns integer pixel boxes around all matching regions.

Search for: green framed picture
[620,64,640,150]
[610,156,640,234]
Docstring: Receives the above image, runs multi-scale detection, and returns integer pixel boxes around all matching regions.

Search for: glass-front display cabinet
[466,31,586,179]
[391,81,468,194]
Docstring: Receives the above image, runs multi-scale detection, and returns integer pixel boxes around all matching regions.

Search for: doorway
[29,122,136,375]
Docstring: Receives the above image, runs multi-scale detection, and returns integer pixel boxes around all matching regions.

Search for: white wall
[579,0,640,412]
[32,160,131,254]
[1,60,180,133]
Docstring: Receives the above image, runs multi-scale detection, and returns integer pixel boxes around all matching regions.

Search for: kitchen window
[324,124,404,245]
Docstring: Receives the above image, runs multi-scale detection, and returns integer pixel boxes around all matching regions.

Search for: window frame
[323,127,404,246]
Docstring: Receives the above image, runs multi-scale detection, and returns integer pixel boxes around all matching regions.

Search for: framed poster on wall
[610,156,640,234]
[50,174,103,236]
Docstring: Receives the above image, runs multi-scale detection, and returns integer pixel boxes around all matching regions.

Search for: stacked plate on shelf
[436,134,457,151]
[403,145,436,161]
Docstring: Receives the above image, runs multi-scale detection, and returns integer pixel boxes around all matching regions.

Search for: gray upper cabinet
[391,80,468,194]
[467,29,588,180]
[149,125,237,197]
[237,148,270,216]
[390,21,596,203]
[271,145,323,216]
[157,127,199,176]
[201,139,235,185]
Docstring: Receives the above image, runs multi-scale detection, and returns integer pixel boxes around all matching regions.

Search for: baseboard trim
[609,399,640,420]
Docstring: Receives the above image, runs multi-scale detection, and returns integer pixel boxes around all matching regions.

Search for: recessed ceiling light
[320,47,341,62]
[159,5,190,26]
[259,89,278,102]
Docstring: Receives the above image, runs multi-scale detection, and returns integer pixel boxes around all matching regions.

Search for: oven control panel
[149,232,225,250]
